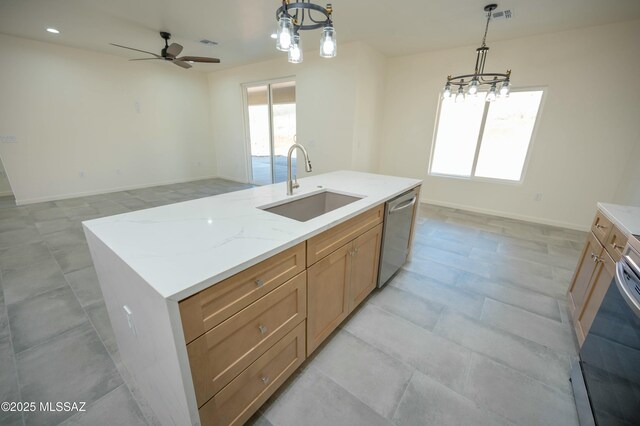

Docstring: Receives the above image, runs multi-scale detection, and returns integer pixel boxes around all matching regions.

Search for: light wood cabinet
[568,208,626,347]
[307,223,383,354]
[198,321,306,426]
[179,243,305,343]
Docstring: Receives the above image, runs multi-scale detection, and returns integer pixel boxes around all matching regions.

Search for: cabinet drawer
[591,210,612,245]
[307,204,383,266]
[199,321,306,426]
[605,224,628,262]
[179,242,305,343]
[187,272,306,407]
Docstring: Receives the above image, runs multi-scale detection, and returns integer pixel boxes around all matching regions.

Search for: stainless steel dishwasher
[378,187,419,288]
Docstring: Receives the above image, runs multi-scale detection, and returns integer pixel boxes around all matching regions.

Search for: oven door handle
[615,260,640,318]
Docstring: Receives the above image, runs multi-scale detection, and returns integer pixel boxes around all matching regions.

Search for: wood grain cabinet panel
[179,243,305,343]
[591,210,613,245]
[306,243,352,355]
[349,224,383,311]
[575,251,615,345]
[568,232,604,318]
[199,321,306,426]
[187,272,306,407]
[306,205,383,266]
[606,224,628,262]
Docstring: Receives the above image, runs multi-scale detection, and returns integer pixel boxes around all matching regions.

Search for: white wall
[379,20,640,230]
[614,140,640,206]
[0,34,216,204]
[207,41,385,182]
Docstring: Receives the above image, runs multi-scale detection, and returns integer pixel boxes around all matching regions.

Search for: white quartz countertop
[83,171,422,301]
[597,203,640,238]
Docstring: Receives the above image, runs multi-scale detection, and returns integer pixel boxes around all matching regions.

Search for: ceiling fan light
[288,34,303,64]
[319,26,337,58]
[486,84,498,102]
[276,16,294,51]
[499,80,510,97]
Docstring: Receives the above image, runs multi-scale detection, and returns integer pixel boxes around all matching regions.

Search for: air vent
[199,39,218,46]
[492,9,512,19]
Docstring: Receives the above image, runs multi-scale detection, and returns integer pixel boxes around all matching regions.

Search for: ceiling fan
[110,32,220,69]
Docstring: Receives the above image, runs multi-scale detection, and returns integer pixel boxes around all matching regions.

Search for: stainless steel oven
[571,238,640,425]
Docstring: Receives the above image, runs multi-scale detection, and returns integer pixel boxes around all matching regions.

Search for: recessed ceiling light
[46,28,60,34]
[270,33,277,39]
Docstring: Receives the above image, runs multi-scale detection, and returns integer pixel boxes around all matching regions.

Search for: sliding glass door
[244,80,296,185]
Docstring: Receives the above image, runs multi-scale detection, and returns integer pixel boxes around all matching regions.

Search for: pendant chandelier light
[443,4,511,103]
[275,0,336,64]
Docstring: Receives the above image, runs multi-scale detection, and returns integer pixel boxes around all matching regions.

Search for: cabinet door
[575,251,615,345]
[307,242,352,355]
[349,223,383,312]
[568,232,604,318]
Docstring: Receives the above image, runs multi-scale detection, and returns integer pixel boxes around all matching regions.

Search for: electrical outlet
[534,193,543,202]
[0,135,17,143]
[123,305,137,336]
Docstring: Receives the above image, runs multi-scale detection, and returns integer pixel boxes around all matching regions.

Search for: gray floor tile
[262,366,390,426]
[34,217,75,235]
[489,263,568,299]
[481,298,578,356]
[368,285,443,330]
[0,335,21,405]
[391,269,484,319]
[343,304,471,393]
[7,286,88,353]
[393,370,512,426]
[464,354,578,426]
[85,301,119,359]
[454,271,562,322]
[51,243,93,274]
[16,322,123,426]
[413,245,494,278]
[401,257,461,286]
[413,236,473,256]
[246,412,274,426]
[0,216,35,233]
[31,207,67,222]
[1,258,68,305]
[42,227,87,251]
[54,198,89,209]
[310,330,413,419]
[65,266,103,308]
[0,242,53,272]
[434,310,572,394]
[470,247,554,280]
[59,385,146,426]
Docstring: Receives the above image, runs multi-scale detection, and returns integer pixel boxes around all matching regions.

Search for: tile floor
[0,181,585,426]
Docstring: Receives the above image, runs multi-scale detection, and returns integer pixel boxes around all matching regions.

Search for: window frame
[428,86,547,185]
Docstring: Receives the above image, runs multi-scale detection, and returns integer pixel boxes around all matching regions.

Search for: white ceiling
[1,0,639,71]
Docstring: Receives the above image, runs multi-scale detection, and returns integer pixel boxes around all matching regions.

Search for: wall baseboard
[422,198,589,232]
[16,174,221,206]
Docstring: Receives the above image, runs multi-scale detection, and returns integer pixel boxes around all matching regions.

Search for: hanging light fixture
[442,4,511,102]
[275,1,336,63]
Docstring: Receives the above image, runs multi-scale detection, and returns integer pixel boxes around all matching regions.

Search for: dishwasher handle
[615,260,640,319]
[389,196,416,214]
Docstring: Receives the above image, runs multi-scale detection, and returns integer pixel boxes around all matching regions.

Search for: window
[429,90,544,182]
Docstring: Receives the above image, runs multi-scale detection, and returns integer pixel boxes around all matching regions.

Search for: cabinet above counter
[82,171,422,301]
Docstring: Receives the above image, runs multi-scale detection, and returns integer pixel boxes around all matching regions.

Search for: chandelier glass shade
[275,0,336,63]
[443,4,511,103]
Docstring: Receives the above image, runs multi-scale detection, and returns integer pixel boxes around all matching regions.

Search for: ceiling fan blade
[110,43,161,58]
[176,56,221,63]
[166,43,183,58]
[173,60,192,69]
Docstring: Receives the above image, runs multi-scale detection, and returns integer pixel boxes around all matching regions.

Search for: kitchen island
[83,171,422,426]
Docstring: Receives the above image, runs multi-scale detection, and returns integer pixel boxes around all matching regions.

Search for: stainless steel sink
[261,191,362,222]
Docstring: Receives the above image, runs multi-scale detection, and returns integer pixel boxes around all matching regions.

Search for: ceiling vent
[199,39,218,46]
[492,9,512,20]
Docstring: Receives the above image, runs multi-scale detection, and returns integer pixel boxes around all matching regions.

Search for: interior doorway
[0,155,15,207]
[243,79,296,185]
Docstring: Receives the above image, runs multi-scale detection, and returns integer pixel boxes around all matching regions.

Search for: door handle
[389,197,417,214]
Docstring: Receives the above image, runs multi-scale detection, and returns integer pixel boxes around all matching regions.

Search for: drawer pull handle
[258,324,268,334]
[260,376,270,385]
[596,224,607,229]
[613,244,624,250]
[255,279,264,287]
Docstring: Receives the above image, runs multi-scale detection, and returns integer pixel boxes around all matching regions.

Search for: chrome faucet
[287,143,312,195]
